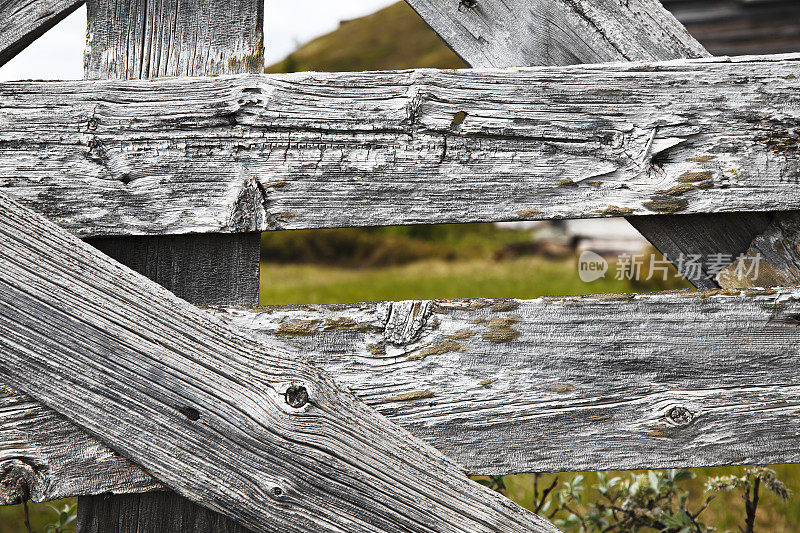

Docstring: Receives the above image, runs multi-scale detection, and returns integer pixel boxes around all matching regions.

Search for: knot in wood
[87,137,103,155]
[285,385,309,409]
[666,406,693,425]
[0,459,36,505]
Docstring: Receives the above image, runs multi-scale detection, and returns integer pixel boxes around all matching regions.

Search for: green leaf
[672,468,695,483]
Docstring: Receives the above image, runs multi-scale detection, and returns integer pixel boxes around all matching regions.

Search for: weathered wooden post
[78,0,263,530]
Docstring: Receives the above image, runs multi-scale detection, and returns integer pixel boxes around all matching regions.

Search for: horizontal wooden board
[5,288,800,503]
[1,54,800,236]
[0,191,552,531]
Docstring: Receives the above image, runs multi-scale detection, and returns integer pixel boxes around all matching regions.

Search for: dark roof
[664,0,800,55]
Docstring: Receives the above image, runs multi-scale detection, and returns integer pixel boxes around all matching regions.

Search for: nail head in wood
[285,386,309,409]
[667,406,693,425]
[178,406,201,421]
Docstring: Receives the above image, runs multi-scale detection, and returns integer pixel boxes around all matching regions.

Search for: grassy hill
[267,2,466,73]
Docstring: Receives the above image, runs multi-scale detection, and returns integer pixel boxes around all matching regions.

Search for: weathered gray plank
[628,212,774,288]
[718,212,800,288]
[404,0,709,68]
[0,190,554,532]
[404,0,791,290]
[5,289,800,503]
[84,0,264,79]
[2,54,800,237]
[82,0,263,307]
[86,234,260,307]
[77,492,249,533]
[0,0,84,67]
[1,390,160,504]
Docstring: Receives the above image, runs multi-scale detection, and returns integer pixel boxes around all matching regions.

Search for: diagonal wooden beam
[0,190,555,532]
[0,0,84,68]
[405,0,792,289]
[405,0,710,67]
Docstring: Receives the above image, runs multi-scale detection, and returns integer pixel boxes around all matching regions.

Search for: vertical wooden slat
[78,0,263,530]
[83,0,264,79]
[77,492,249,533]
[86,234,260,307]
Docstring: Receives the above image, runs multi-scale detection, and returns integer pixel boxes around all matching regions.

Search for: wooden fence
[1,0,799,531]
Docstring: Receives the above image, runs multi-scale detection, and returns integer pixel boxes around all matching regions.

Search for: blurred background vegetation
[4,1,800,531]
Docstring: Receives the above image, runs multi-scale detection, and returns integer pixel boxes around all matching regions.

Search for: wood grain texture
[77,492,249,533]
[0,390,161,504]
[0,0,84,67]
[83,1,281,530]
[404,0,794,290]
[404,0,709,68]
[628,212,773,289]
[81,0,262,307]
[718,212,800,288]
[0,191,554,532]
[6,288,800,503]
[85,0,264,79]
[86,234,260,307]
[82,0,264,304]
[2,54,800,237]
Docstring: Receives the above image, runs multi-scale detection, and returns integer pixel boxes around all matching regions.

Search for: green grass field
[259,256,637,304]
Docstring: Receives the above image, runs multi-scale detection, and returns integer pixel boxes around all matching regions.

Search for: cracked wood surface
[405,0,709,68]
[81,0,263,309]
[84,0,264,80]
[0,0,84,67]
[0,190,553,532]
[405,0,797,289]
[2,54,800,237]
[5,289,800,503]
[81,1,287,530]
